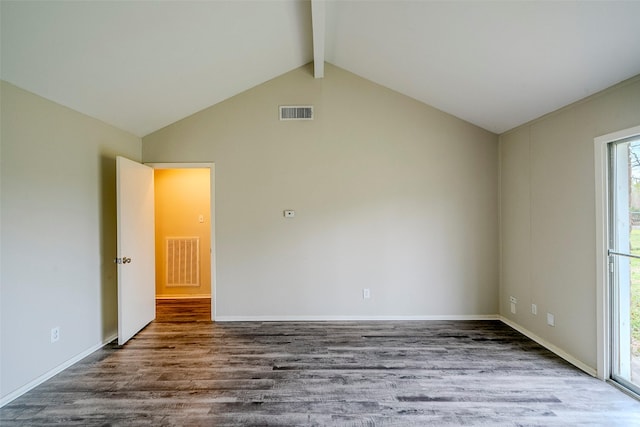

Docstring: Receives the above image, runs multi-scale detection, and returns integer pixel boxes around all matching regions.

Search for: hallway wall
[154,168,211,298]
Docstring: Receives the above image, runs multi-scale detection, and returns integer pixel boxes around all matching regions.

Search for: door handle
[114,257,133,264]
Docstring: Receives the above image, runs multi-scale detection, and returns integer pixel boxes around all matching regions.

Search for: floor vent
[280,105,313,120]
[166,237,199,287]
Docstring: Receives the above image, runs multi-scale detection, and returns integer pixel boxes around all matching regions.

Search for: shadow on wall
[99,154,118,341]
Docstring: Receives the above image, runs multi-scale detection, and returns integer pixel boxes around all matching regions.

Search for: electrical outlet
[363,288,370,299]
[531,304,537,315]
[51,327,60,343]
[547,313,555,327]
[510,302,516,314]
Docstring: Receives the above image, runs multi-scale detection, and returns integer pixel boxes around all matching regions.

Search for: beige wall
[0,81,141,400]
[500,75,640,371]
[154,168,211,298]
[143,64,499,319]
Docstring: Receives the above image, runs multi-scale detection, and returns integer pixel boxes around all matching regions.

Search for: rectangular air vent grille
[166,237,200,287]
[280,106,313,120]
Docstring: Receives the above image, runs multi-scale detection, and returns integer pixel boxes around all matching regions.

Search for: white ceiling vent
[279,106,313,121]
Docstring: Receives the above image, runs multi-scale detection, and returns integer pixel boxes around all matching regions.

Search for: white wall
[500,75,640,371]
[0,81,141,401]
[143,64,499,320]
[7,59,635,405]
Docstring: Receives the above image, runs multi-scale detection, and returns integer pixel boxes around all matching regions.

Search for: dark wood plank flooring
[155,298,212,323]
[2,304,639,425]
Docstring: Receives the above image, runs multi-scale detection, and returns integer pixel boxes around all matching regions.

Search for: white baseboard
[0,333,117,408]
[156,294,211,300]
[215,314,499,322]
[499,316,597,377]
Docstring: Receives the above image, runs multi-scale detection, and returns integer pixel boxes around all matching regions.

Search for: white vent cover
[279,105,313,120]
[166,237,200,287]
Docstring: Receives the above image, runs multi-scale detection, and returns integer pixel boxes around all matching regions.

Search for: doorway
[149,163,215,321]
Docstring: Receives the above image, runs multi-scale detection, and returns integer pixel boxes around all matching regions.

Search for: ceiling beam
[311,0,325,78]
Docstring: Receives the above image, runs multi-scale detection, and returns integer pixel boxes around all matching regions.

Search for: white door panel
[116,156,155,345]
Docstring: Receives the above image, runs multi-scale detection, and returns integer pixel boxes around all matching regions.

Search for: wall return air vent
[166,237,200,287]
[279,105,313,121]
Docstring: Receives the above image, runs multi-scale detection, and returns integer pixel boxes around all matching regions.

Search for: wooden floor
[155,298,212,323]
[2,301,639,426]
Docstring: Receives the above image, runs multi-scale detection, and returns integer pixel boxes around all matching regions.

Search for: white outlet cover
[531,304,537,315]
[510,302,516,314]
[51,327,60,343]
[547,313,555,326]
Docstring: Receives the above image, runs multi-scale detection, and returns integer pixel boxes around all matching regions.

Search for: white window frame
[594,124,640,381]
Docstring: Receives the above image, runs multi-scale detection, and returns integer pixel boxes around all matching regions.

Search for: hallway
[155,298,211,323]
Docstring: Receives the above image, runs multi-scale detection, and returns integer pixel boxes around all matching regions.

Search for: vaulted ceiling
[2,1,639,137]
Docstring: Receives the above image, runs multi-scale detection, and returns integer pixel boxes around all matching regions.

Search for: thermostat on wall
[284,210,295,218]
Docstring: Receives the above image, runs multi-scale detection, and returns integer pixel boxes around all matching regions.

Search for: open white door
[116,156,156,345]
